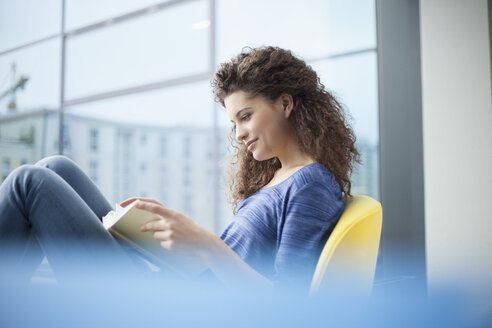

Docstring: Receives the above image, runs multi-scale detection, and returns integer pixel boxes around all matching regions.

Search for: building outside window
[160,166,168,203]
[89,160,98,183]
[2,158,10,181]
[140,163,147,174]
[160,136,167,158]
[183,134,191,159]
[89,128,98,152]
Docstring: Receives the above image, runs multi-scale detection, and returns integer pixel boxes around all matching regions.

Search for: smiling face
[225,90,294,162]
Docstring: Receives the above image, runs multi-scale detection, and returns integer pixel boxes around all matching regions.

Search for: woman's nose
[235,125,247,141]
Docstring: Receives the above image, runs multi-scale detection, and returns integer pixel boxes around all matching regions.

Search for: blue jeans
[0,156,140,283]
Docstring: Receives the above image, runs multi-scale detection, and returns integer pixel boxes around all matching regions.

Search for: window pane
[217,0,376,63]
[64,81,213,127]
[66,0,164,31]
[216,125,234,231]
[63,81,218,231]
[0,112,59,183]
[326,0,377,55]
[0,0,61,52]
[65,0,210,100]
[0,39,61,115]
[217,0,330,62]
[311,51,379,199]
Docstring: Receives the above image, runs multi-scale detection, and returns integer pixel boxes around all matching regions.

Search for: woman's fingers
[119,198,138,207]
[120,197,162,208]
[160,240,175,251]
[141,220,177,251]
[135,200,175,218]
[141,218,178,251]
[140,218,168,232]
[153,230,173,241]
[135,201,204,254]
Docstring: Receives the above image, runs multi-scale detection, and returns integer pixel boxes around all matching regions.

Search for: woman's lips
[246,138,258,151]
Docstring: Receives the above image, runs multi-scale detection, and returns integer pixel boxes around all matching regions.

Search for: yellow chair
[310,195,383,295]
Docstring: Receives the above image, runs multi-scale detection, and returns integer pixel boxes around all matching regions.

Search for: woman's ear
[279,93,294,118]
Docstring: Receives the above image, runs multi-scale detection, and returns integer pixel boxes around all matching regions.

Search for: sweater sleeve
[272,181,345,287]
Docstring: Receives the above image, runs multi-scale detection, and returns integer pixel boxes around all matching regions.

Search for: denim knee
[35,155,76,173]
[7,164,51,186]
[1,166,53,203]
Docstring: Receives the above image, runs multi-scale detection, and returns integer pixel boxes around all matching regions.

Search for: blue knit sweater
[220,163,345,287]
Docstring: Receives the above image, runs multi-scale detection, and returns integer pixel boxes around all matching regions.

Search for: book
[102,201,206,277]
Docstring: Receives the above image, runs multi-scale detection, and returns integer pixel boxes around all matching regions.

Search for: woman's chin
[251,152,264,161]
[252,152,273,162]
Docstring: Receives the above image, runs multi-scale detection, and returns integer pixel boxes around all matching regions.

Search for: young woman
[0,46,359,289]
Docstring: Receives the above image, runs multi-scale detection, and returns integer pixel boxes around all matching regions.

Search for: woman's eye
[241,114,251,121]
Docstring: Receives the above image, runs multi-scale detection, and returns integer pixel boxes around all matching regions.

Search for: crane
[0,63,29,113]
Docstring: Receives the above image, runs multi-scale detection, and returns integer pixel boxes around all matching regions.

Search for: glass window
[1,0,379,235]
[0,39,61,116]
[2,158,10,181]
[0,112,59,178]
[160,136,167,158]
[183,192,193,216]
[311,51,379,198]
[325,0,377,55]
[65,81,213,127]
[65,0,210,100]
[63,81,215,214]
[217,0,330,62]
[160,165,168,200]
[183,163,191,186]
[89,160,98,182]
[0,0,61,52]
[183,135,191,159]
[217,0,376,63]
[312,52,379,146]
[90,128,99,152]
[140,134,147,147]
[65,0,164,31]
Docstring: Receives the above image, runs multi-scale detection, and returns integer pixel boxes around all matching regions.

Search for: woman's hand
[124,199,273,290]
[134,200,218,259]
[119,197,162,208]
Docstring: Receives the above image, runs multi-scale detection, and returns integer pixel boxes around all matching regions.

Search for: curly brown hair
[212,46,360,212]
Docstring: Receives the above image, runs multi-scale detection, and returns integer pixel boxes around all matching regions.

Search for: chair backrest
[310,195,383,295]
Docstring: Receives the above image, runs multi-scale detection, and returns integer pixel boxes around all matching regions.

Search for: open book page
[102,202,206,277]
[102,203,125,230]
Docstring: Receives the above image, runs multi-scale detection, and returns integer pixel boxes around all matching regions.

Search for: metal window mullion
[209,0,220,233]
[306,47,378,65]
[58,0,67,155]
[65,0,200,39]
[62,72,211,108]
[0,34,61,57]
